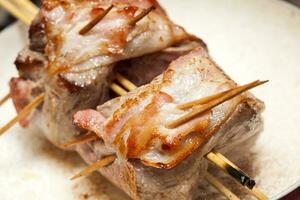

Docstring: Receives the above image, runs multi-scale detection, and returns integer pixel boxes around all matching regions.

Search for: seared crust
[15,46,47,81]
[41,0,190,74]
[76,98,263,200]
[75,46,262,169]
[74,46,264,199]
[29,14,47,53]
[12,0,193,147]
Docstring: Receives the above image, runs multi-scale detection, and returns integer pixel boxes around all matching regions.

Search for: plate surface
[1,0,300,199]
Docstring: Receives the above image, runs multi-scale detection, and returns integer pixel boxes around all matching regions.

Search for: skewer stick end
[256,80,269,86]
[70,155,116,180]
[129,5,155,26]
[79,4,114,35]
[0,93,45,136]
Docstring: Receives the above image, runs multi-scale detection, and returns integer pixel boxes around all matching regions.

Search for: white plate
[0,0,300,199]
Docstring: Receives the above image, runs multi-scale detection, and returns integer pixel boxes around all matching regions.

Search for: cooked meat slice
[74,46,263,168]
[9,77,41,127]
[40,41,200,148]
[74,46,264,199]
[40,65,112,146]
[10,0,194,147]
[114,40,202,87]
[15,46,47,81]
[12,39,201,148]
[41,0,190,74]
[76,141,208,200]
[11,13,48,123]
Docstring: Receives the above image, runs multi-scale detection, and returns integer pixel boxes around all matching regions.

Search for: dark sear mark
[226,165,256,189]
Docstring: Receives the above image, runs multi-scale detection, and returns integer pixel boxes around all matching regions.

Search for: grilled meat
[8,1,265,199]
[11,0,191,147]
[41,0,188,74]
[74,47,264,199]
[114,40,203,87]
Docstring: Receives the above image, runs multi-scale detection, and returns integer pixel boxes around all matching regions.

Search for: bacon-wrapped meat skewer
[8,0,192,147]
[73,46,266,199]
[0,0,268,199]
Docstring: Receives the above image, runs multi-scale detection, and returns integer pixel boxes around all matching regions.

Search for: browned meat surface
[41,0,189,74]
[15,46,47,81]
[74,47,264,199]
[115,40,204,87]
[8,1,265,199]
[11,0,193,147]
[9,77,39,127]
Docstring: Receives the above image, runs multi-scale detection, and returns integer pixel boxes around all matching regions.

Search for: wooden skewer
[79,5,114,35]
[177,81,260,110]
[60,133,99,149]
[0,93,45,136]
[206,152,268,200]
[0,0,32,24]
[110,83,128,96]
[71,155,116,180]
[11,0,38,17]
[206,152,255,189]
[116,73,137,91]
[167,80,268,129]
[129,6,155,26]
[204,172,240,200]
[0,93,10,106]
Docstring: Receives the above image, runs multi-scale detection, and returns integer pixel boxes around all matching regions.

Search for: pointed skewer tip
[168,79,268,129]
[79,4,114,35]
[258,80,269,84]
[129,5,155,26]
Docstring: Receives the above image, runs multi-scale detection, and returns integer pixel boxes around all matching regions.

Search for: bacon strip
[74,46,255,168]
[9,77,39,127]
[41,0,189,74]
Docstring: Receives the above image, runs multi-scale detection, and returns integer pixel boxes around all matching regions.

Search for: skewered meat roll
[74,46,264,199]
[6,0,266,199]
[10,0,193,147]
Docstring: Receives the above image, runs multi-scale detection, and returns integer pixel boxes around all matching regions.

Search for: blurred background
[0,0,300,31]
